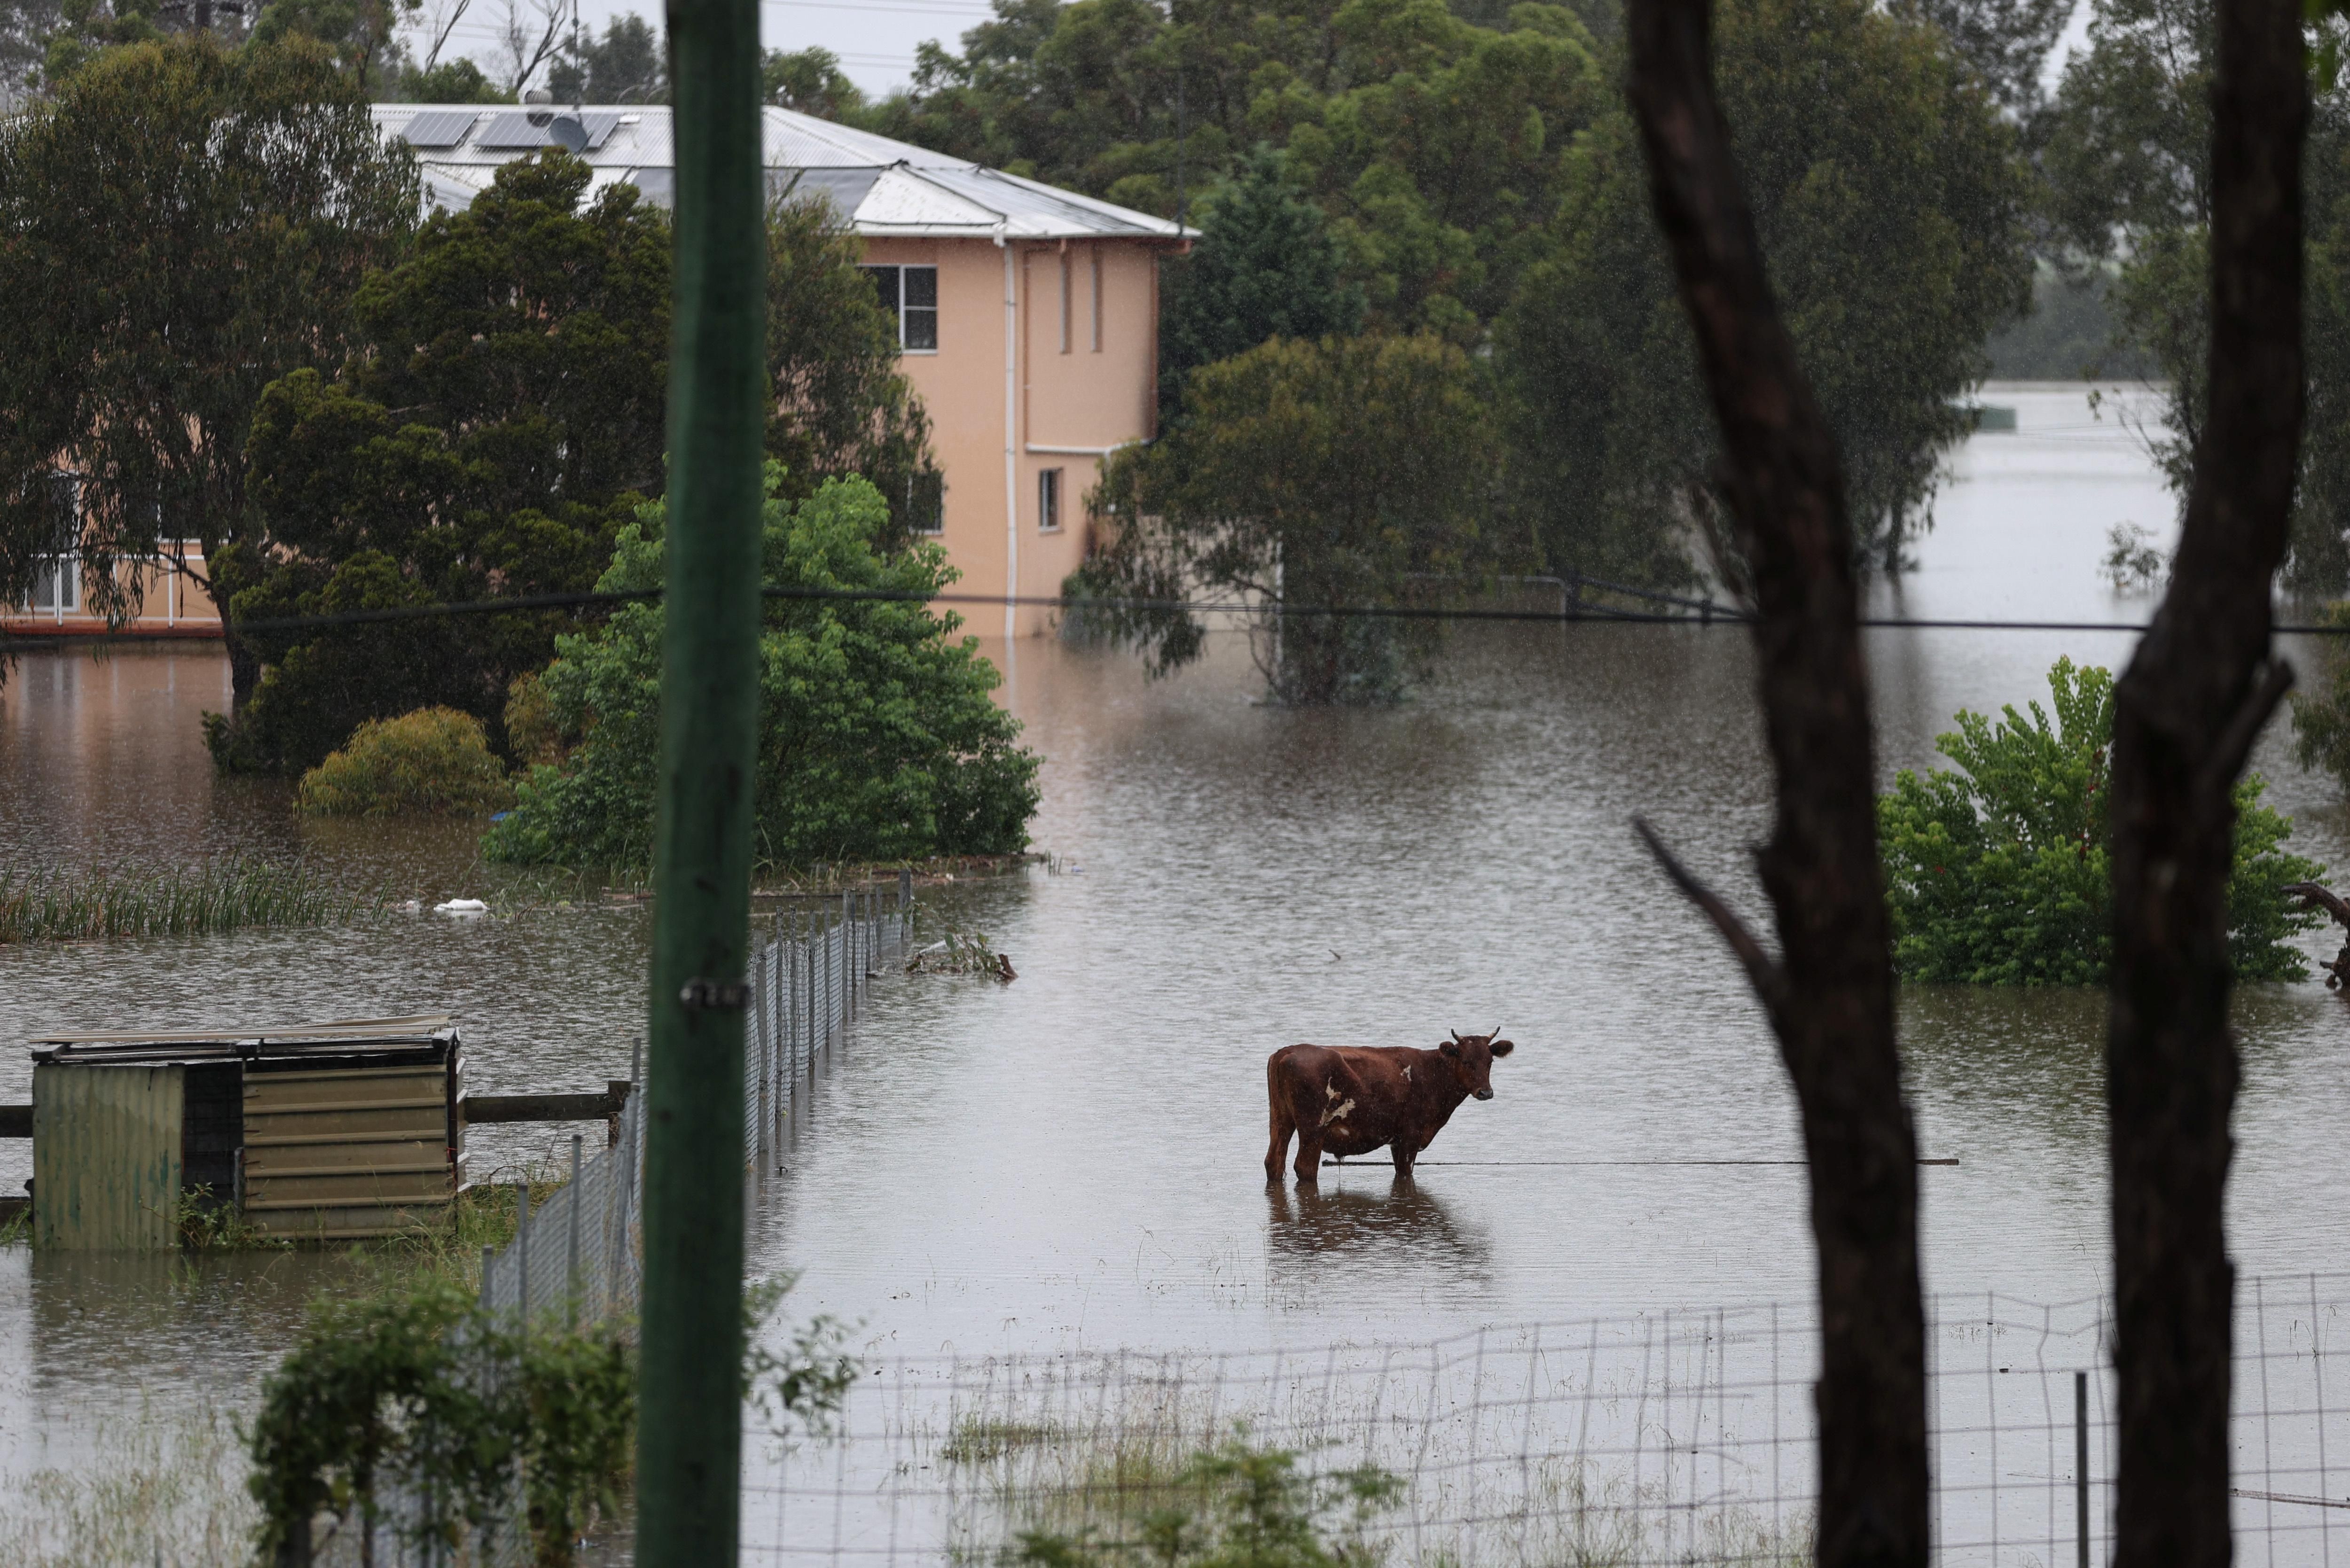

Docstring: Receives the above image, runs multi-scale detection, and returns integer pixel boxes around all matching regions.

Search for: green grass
[0,858,365,944]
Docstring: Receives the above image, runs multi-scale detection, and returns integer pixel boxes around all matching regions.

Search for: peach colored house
[10,106,1182,641]
[1,543,221,639]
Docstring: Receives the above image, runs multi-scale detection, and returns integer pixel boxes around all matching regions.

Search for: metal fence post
[2077,1369,2091,1568]
[514,1181,531,1325]
[565,1134,583,1326]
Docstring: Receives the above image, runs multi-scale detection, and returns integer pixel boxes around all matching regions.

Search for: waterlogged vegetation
[0,1399,259,1568]
[296,707,515,818]
[0,857,367,944]
[1880,659,2325,984]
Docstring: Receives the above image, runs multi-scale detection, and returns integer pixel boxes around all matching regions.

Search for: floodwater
[5,383,2350,1528]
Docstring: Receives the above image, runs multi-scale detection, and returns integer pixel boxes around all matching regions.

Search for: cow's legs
[1391,1138,1415,1177]
[1294,1133,1324,1186]
[1265,1105,1294,1184]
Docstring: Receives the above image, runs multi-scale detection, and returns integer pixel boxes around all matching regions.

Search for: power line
[207,582,2350,636]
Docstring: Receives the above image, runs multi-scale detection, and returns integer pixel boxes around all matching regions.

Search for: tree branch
[1631,816,1787,1018]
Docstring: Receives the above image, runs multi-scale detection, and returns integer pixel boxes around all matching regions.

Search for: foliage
[764,43,864,116]
[1496,0,2034,584]
[396,56,512,102]
[244,1274,634,1568]
[1156,143,1363,421]
[2039,0,2350,593]
[0,35,415,672]
[484,468,1040,870]
[1002,1432,1402,1568]
[248,1272,857,1566]
[1879,658,2325,984]
[854,0,1605,338]
[1080,332,1497,704]
[210,152,930,775]
[204,148,666,774]
[2289,601,2350,788]
[2102,523,2168,593]
[548,11,665,103]
[0,858,362,943]
[174,1186,288,1252]
[297,707,516,817]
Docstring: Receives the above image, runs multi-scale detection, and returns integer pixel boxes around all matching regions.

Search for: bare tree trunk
[1624,2,1927,1565]
[2107,0,2305,1559]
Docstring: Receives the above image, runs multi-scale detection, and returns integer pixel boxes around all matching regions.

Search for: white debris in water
[433,898,489,916]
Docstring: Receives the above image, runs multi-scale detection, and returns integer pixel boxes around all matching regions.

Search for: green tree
[1879,658,2324,984]
[1080,332,1496,704]
[212,156,931,774]
[208,149,670,773]
[548,10,665,103]
[486,469,1040,870]
[762,43,862,115]
[2039,0,2350,592]
[854,0,1604,339]
[1157,143,1363,418]
[1496,0,2033,583]
[395,55,511,102]
[0,35,416,682]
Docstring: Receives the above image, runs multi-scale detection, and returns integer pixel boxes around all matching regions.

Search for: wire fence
[740,1276,2350,1568]
[314,882,914,1568]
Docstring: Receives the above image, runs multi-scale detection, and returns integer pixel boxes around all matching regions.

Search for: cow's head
[1439,1026,1515,1100]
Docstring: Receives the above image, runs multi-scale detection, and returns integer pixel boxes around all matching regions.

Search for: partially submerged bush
[485,467,1040,870]
[0,858,360,943]
[1880,657,2324,984]
[297,707,514,817]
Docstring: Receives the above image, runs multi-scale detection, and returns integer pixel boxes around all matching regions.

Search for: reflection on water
[1265,1176,1495,1296]
[8,388,2350,1517]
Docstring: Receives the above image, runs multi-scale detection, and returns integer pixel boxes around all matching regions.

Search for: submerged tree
[1500,0,2033,585]
[1077,332,1496,706]
[1880,658,2321,984]
[212,156,930,774]
[486,470,1039,870]
[0,34,415,688]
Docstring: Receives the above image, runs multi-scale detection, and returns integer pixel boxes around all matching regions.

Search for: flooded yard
[4,383,2348,1556]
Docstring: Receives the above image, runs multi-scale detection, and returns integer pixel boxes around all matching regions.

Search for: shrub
[297,708,514,818]
[485,466,1041,870]
[1879,657,2325,984]
[2289,600,2350,787]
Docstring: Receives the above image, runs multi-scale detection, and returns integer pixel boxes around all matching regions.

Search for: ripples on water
[4,384,2348,1478]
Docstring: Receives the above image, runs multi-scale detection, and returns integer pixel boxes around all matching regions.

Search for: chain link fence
[739,1277,2350,1568]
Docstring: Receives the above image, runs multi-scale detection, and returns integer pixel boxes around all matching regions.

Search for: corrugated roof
[372,103,1185,241]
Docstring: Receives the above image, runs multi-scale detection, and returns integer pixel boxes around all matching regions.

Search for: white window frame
[1038,467,1064,534]
[861,264,939,354]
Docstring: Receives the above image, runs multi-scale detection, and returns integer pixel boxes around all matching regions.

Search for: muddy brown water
[5,384,2349,1511]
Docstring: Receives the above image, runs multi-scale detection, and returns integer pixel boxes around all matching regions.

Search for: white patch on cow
[1319,1098,1355,1128]
[1325,1083,1342,1100]
[1402,1065,1412,1083]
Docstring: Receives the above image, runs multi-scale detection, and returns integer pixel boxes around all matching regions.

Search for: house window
[26,472,79,614]
[862,265,939,352]
[28,557,78,614]
[1059,249,1073,354]
[904,469,945,536]
[1038,468,1063,533]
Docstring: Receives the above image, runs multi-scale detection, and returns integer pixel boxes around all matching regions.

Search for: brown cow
[1264,1028,1516,1185]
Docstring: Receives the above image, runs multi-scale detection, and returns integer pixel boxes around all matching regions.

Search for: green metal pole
[636,0,765,1551]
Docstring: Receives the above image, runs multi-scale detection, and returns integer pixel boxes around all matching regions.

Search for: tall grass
[0,1397,259,1568]
[0,858,365,944]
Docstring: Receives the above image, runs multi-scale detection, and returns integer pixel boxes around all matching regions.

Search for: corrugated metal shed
[369,103,1187,242]
[26,1017,464,1247]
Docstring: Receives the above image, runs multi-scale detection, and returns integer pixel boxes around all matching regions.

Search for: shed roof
[371,104,1187,242]
[29,1015,457,1064]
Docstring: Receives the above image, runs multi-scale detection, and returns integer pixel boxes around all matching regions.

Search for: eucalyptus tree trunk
[1624,1,1927,1564]
[2106,0,2305,1558]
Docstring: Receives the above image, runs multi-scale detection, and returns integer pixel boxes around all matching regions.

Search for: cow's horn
[1488,1023,1502,1042]
[1450,1029,1465,1043]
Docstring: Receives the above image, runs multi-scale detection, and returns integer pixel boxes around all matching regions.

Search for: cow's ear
[1489,1039,1514,1058]
[1438,1038,1460,1058]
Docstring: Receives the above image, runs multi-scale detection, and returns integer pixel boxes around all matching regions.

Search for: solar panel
[473,110,625,151]
[397,110,479,149]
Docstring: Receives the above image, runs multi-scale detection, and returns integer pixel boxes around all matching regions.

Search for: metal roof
[29,1014,458,1064]
[373,103,1186,242]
